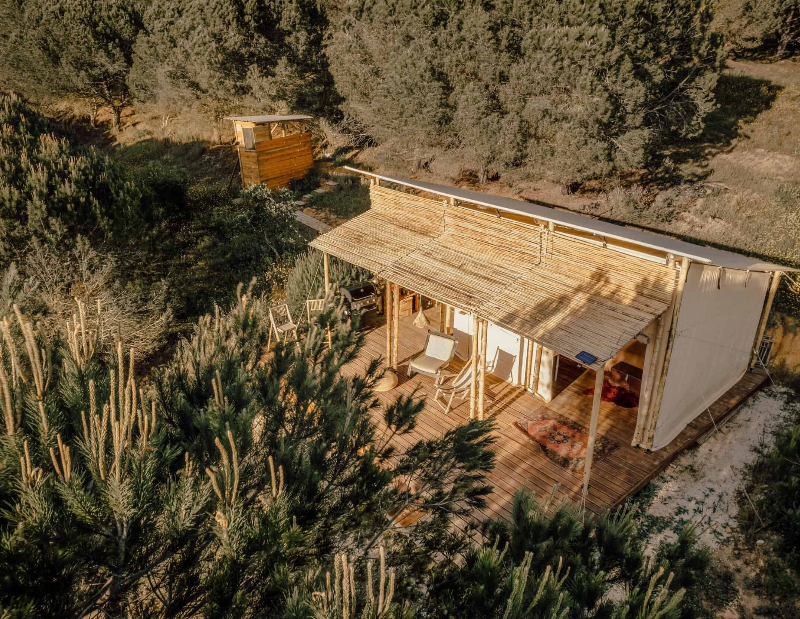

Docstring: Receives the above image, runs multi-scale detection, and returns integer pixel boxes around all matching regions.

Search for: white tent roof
[345,167,795,273]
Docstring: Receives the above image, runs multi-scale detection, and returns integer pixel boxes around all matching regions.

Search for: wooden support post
[323,252,330,298]
[385,280,393,369]
[439,302,447,332]
[750,271,781,368]
[478,319,488,421]
[646,257,691,448]
[582,366,605,497]
[392,283,400,370]
[633,320,663,446]
[530,342,544,396]
[469,315,479,419]
[445,305,454,335]
[524,339,534,390]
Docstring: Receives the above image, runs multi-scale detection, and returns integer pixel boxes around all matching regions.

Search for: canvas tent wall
[648,265,772,449]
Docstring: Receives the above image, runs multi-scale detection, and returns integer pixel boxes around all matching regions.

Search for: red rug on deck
[513,411,619,471]
[584,380,639,408]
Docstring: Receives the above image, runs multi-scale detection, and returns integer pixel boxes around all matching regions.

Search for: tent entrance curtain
[311,185,678,370]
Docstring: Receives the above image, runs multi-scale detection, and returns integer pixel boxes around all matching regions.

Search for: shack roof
[225,115,313,124]
[344,167,795,273]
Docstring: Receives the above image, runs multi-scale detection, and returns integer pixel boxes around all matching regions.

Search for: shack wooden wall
[238,132,313,189]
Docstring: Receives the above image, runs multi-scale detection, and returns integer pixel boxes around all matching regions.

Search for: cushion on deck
[425,334,456,360]
[410,354,448,375]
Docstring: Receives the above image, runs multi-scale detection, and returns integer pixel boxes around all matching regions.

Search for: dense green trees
[128,0,339,136]
[0,0,143,130]
[0,94,144,259]
[717,0,800,57]
[328,0,724,184]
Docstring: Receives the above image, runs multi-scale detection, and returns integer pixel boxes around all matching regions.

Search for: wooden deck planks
[347,310,768,520]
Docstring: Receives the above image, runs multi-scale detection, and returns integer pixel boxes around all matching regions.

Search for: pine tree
[0,94,144,260]
[0,0,143,131]
[0,284,496,616]
[129,0,339,134]
[327,0,723,184]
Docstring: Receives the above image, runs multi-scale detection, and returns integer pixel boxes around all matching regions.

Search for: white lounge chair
[407,330,458,379]
[433,363,473,414]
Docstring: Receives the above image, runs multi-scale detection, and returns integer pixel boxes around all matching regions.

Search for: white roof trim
[345,167,795,273]
[225,115,313,123]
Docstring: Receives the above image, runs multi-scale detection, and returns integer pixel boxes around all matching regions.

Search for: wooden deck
[347,310,768,521]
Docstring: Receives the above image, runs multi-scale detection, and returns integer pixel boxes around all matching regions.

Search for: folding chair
[433,363,474,414]
[268,304,298,348]
[407,330,458,379]
[306,298,325,323]
[306,298,331,346]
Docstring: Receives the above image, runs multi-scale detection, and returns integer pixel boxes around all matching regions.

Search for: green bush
[284,249,371,322]
[328,0,723,184]
[716,0,800,58]
[0,94,146,259]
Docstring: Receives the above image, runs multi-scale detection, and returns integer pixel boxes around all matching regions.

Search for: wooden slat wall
[237,131,314,189]
[312,185,677,365]
[238,149,260,187]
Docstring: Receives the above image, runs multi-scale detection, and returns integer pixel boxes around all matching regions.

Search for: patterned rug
[513,411,620,471]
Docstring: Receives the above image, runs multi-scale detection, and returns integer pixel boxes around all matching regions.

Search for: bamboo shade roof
[343,168,796,273]
[311,186,679,368]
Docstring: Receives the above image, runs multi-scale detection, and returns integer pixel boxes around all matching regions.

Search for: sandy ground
[640,386,793,618]
[644,387,789,552]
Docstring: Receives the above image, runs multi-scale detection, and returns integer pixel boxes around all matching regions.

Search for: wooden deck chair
[306,298,332,346]
[306,298,325,323]
[268,304,298,348]
[433,363,473,414]
[407,330,458,379]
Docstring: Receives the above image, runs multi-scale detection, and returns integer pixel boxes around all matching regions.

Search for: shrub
[327,0,724,184]
[1,238,171,358]
[716,0,800,58]
[737,390,800,616]
[0,94,146,259]
[284,249,371,322]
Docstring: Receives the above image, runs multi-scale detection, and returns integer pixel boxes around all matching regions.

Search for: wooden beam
[632,320,662,446]
[385,280,393,369]
[646,257,691,448]
[583,367,605,496]
[469,314,479,419]
[478,319,488,421]
[439,301,446,332]
[323,252,330,298]
[750,271,781,368]
[392,283,400,370]
[524,339,534,391]
[530,341,543,396]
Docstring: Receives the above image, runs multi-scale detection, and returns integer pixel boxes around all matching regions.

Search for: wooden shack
[226,115,314,189]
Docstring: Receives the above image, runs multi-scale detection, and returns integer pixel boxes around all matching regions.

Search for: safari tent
[310,167,794,515]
